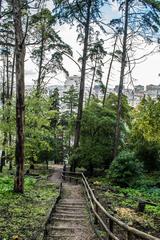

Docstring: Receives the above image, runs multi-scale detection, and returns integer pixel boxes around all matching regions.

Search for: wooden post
[60,182,62,198]
[76,178,78,185]
[94,197,99,224]
[109,218,113,240]
[137,200,146,212]
[126,231,132,240]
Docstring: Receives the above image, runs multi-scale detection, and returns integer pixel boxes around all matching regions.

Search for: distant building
[93,84,104,100]
[131,85,145,107]
[135,85,144,95]
[47,85,64,98]
[64,75,80,91]
[114,85,119,93]
[146,84,160,99]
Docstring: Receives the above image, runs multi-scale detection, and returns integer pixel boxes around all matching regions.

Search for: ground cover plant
[90,172,160,237]
[0,167,58,240]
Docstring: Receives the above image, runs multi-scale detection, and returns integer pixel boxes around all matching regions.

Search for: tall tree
[114,0,129,158]
[55,0,108,170]
[30,8,71,94]
[103,33,119,106]
[87,32,107,104]
[73,0,92,156]
[12,0,26,193]
[62,86,78,155]
[113,0,160,157]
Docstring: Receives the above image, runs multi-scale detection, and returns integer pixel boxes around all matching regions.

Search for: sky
[24,0,160,88]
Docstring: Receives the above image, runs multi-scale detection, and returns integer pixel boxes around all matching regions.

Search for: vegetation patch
[90,173,160,237]
[0,174,58,240]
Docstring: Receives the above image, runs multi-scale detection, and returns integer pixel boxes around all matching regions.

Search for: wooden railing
[62,171,160,240]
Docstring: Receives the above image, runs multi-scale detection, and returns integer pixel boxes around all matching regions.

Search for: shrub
[135,142,160,172]
[108,150,143,187]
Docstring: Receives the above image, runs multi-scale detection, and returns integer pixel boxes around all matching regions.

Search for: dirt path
[48,164,63,184]
[46,165,97,240]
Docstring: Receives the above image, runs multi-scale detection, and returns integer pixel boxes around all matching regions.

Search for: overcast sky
[24,1,160,88]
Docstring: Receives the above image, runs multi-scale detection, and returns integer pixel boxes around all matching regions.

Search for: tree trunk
[0,151,5,173]
[13,0,26,193]
[10,49,16,98]
[0,55,6,173]
[72,0,91,171]
[113,0,129,158]
[37,30,44,95]
[6,45,10,99]
[8,134,12,170]
[103,34,118,106]
[0,0,2,18]
[0,135,7,172]
[88,60,97,104]
[7,50,16,171]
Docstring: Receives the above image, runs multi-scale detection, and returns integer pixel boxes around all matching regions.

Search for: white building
[146,84,160,99]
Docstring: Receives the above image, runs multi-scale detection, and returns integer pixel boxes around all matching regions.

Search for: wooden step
[59,200,85,205]
[55,209,85,215]
[58,203,85,207]
[47,226,87,236]
[53,213,85,218]
[51,217,86,222]
[47,235,76,239]
[56,206,85,210]
[49,226,87,230]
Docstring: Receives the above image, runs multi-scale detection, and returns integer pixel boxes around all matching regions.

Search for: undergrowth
[90,172,160,237]
[0,174,58,240]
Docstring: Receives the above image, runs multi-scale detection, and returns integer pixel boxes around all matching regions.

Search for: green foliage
[104,93,132,126]
[130,98,160,171]
[108,150,143,186]
[25,93,56,164]
[131,98,160,143]
[55,0,108,25]
[0,92,59,166]
[91,172,160,235]
[0,175,58,240]
[79,100,116,171]
[136,142,160,171]
[62,86,78,115]
[70,94,131,174]
[30,7,71,84]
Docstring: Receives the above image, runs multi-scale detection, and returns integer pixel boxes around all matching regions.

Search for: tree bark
[0,151,5,173]
[12,0,26,193]
[0,0,2,18]
[72,0,91,171]
[113,0,129,158]
[10,49,16,98]
[0,136,7,172]
[88,60,97,104]
[0,56,6,173]
[37,29,45,95]
[8,50,16,171]
[8,134,12,170]
[6,44,10,99]
[103,34,118,106]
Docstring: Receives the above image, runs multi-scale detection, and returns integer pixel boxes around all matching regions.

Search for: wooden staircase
[45,183,97,240]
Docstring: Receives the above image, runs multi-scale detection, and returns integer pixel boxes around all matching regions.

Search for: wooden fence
[62,171,160,240]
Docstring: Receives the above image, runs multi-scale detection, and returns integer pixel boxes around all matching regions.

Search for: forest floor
[89,172,160,238]
[0,165,59,240]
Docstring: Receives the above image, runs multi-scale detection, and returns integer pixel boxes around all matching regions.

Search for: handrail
[62,171,160,240]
